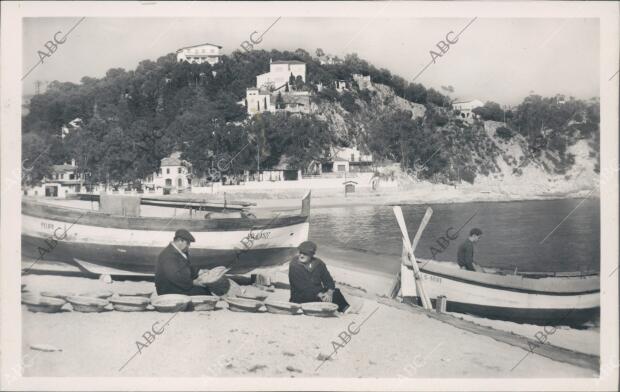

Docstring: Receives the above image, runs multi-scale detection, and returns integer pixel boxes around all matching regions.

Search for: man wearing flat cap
[155,229,227,295]
[288,240,351,312]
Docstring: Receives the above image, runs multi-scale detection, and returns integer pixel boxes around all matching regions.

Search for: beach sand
[20,264,599,378]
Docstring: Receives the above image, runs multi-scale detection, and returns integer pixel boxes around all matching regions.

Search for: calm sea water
[309,198,600,275]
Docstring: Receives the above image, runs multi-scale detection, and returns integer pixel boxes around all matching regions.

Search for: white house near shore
[24,160,83,198]
[176,43,223,65]
[144,152,192,194]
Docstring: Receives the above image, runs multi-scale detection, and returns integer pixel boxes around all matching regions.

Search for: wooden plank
[393,206,432,309]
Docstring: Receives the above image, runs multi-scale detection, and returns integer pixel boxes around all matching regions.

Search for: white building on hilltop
[176,43,223,65]
[256,59,306,90]
[452,99,484,120]
[246,59,311,115]
[353,74,372,90]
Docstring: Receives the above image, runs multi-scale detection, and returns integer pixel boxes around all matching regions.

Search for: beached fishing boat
[21,192,311,276]
[399,256,600,326]
[392,206,599,326]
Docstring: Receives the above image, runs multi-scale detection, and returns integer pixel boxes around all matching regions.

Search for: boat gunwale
[22,199,308,232]
[406,262,600,296]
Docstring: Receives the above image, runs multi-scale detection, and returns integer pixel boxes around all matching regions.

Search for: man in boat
[457,228,484,272]
[288,241,353,313]
[155,229,228,295]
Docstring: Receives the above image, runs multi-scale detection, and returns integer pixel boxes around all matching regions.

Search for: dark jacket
[155,243,198,295]
[457,239,475,271]
[288,256,335,303]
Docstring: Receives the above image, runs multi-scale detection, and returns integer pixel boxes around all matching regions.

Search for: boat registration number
[247,230,271,240]
[421,274,442,283]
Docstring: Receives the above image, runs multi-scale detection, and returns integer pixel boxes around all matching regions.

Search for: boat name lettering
[236,215,281,257]
[247,230,271,240]
[41,222,54,230]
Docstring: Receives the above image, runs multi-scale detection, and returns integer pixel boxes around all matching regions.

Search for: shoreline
[186,186,599,210]
[21,260,599,377]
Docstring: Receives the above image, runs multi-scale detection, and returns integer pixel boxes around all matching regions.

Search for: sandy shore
[83,179,597,212]
[175,187,599,211]
[21,261,599,378]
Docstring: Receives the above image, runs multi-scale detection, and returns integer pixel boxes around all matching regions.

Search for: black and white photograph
[1,1,618,390]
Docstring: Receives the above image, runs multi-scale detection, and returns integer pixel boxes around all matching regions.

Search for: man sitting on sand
[457,228,484,272]
[288,241,354,313]
[155,229,228,295]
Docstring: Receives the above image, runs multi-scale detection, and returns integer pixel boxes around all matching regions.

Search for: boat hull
[21,198,309,275]
[401,261,600,326]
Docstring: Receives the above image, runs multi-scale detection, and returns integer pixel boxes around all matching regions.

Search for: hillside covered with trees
[22,48,600,189]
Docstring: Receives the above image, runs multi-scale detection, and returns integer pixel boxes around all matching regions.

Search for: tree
[405,83,427,104]
[21,133,54,185]
[275,92,284,109]
[315,48,325,58]
[426,88,449,107]
[340,92,358,113]
[247,113,334,171]
[495,126,513,140]
[294,75,304,91]
[366,110,430,170]
[289,73,295,88]
[472,101,504,122]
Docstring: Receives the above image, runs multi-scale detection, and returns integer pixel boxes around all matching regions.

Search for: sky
[22,17,600,105]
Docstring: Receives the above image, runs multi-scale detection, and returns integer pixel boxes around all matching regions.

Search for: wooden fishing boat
[400,255,600,326]
[392,206,600,326]
[21,192,311,276]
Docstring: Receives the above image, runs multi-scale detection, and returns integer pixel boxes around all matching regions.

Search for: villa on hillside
[318,54,343,65]
[352,74,372,89]
[452,99,484,121]
[245,59,311,115]
[256,59,306,89]
[144,152,192,194]
[176,42,223,65]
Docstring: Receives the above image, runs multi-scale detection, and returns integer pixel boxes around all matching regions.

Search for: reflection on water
[309,199,600,274]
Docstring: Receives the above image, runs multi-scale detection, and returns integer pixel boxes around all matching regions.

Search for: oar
[393,206,432,309]
[388,207,433,298]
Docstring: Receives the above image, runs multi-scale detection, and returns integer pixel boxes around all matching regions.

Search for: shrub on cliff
[495,126,513,140]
